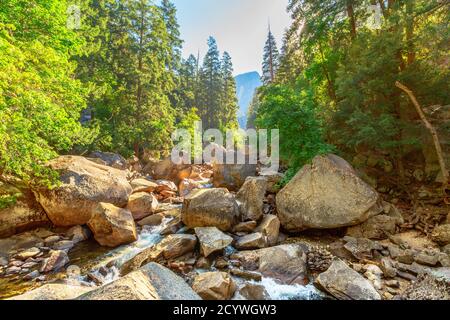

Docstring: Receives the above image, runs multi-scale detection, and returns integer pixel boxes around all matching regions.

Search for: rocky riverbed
[0,153,449,300]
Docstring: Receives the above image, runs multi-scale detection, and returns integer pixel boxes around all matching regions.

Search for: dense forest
[0,0,239,207]
[250,0,449,189]
[1,0,449,207]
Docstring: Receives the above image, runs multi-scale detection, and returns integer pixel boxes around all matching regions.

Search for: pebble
[87,272,104,286]
[414,252,439,266]
[0,256,8,267]
[21,261,38,269]
[44,235,61,246]
[8,260,24,267]
[385,280,400,288]
[23,270,40,280]
[6,266,21,275]
[52,240,75,251]
[383,292,394,300]
[396,250,415,265]
[230,268,262,281]
[15,247,41,260]
[397,271,417,281]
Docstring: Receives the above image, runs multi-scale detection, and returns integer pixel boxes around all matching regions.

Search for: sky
[171,0,292,76]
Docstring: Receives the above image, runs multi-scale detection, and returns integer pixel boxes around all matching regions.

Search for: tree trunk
[396,82,449,193]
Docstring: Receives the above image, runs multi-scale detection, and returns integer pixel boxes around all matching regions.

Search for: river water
[1,216,326,300]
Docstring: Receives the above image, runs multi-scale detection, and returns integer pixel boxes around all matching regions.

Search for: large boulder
[34,156,132,227]
[9,284,93,300]
[195,227,234,257]
[276,154,383,232]
[181,188,239,231]
[231,244,308,285]
[315,259,381,300]
[87,203,137,247]
[213,163,257,191]
[126,192,158,220]
[0,189,50,238]
[88,151,127,170]
[79,263,201,300]
[192,272,236,300]
[236,177,267,221]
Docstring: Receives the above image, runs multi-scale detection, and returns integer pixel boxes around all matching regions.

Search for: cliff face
[235,71,262,128]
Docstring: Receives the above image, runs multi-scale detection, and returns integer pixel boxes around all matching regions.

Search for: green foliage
[255,82,333,172]
[0,1,93,193]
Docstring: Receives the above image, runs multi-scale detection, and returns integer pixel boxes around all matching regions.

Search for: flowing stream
[1,215,326,300]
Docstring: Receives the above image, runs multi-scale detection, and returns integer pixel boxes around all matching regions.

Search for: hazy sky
[171,0,292,76]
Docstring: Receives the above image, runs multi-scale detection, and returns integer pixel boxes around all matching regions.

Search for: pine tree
[220,51,239,129]
[159,0,183,72]
[262,27,280,85]
[198,36,223,129]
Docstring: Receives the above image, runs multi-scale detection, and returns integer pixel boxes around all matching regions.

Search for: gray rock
[34,156,132,227]
[415,252,439,266]
[346,215,397,240]
[255,215,280,246]
[52,240,75,251]
[235,233,267,250]
[232,221,257,233]
[15,247,40,260]
[239,283,270,300]
[23,270,40,280]
[8,283,93,300]
[181,188,239,231]
[432,224,450,245]
[192,271,236,300]
[40,250,69,273]
[79,263,201,300]
[236,177,267,221]
[276,155,383,232]
[66,225,91,244]
[213,163,257,191]
[231,244,308,285]
[195,227,233,257]
[315,259,381,300]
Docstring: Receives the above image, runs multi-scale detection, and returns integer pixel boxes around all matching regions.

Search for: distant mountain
[235,71,262,128]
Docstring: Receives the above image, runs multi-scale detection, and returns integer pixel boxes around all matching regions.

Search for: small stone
[6,266,21,275]
[20,268,30,274]
[383,292,394,300]
[52,240,75,251]
[66,225,91,244]
[138,213,164,226]
[386,286,399,295]
[438,253,450,267]
[239,283,270,300]
[0,256,8,267]
[380,257,397,278]
[87,272,104,285]
[21,261,38,269]
[15,248,41,260]
[230,268,262,281]
[232,221,257,233]
[23,270,40,280]
[195,257,211,269]
[66,265,81,277]
[235,233,266,250]
[385,280,400,288]
[414,252,439,266]
[98,266,109,277]
[44,235,61,246]
[214,257,229,269]
[8,260,24,267]
[40,250,70,273]
[397,271,417,281]
[396,249,415,265]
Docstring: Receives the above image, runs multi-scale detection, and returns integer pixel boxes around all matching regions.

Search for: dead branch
[395,81,449,195]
